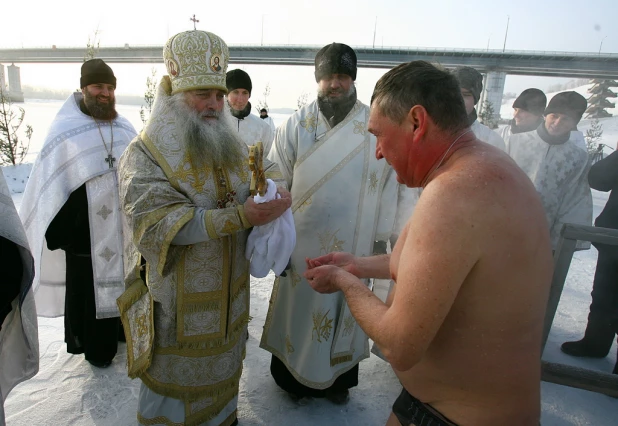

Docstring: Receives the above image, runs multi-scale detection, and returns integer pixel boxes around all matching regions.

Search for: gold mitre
[163,30,230,94]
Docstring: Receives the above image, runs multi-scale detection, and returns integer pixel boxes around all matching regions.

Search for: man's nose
[204,94,218,109]
[330,79,341,89]
[100,87,110,96]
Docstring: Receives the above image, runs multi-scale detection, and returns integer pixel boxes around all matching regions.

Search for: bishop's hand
[243,195,291,227]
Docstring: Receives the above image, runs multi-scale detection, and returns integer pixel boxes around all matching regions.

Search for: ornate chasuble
[261,100,400,389]
[505,130,592,250]
[118,77,278,424]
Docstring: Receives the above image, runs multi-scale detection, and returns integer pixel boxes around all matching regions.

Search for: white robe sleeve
[267,116,297,189]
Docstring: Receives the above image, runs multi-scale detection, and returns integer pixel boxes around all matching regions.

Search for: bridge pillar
[0,64,6,95]
[479,71,506,120]
[7,63,24,102]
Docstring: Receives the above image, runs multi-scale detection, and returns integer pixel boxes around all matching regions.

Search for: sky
[1,0,617,108]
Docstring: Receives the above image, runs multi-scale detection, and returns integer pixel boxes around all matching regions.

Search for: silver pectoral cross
[105,154,116,169]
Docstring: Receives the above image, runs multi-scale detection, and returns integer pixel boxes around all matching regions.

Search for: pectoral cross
[249,142,267,196]
[190,14,199,30]
[105,153,116,169]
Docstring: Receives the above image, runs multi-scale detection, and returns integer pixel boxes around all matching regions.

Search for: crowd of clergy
[1,25,616,426]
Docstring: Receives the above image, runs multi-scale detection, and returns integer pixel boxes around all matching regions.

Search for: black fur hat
[512,88,547,116]
[452,67,483,105]
[314,43,357,82]
[80,59,116,88]
[545,91,587,124]
[226,69,252,94]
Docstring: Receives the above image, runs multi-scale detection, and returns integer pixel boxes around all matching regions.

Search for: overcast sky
[1,0,616,108]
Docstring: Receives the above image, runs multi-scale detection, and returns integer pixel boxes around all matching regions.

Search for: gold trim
[185,384,239,425]
[157,209,194,276]
[140,364,243,401]
[204,210,218,239]
[141,132,181,192]
[296,101,363,167]
[117,279,154,378]
[292,141,365,213]
[134,204,184,248]
[137,413,184,426]
[236,204,252,229]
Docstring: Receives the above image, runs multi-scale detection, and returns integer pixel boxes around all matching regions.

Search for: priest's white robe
[471,120,506,151]
[19,93,137,318]
[261,99,409,389]
[505,130,592,250]
[231,112,274,156]
[0,171,37,426]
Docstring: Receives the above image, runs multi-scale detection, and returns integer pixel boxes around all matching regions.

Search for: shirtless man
[304,61,553,426]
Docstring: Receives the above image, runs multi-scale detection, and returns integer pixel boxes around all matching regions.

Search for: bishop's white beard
[170,93,247,169]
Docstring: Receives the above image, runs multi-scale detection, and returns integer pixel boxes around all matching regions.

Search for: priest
[261,42,408,404]
[19,59,137,368]
[0,171,37,424]
[505,91,592,250]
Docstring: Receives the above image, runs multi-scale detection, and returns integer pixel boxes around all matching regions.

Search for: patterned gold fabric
[117,76,284,422]
[164,30,229,94]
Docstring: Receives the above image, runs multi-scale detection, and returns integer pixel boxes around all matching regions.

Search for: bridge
[1,45,618,112]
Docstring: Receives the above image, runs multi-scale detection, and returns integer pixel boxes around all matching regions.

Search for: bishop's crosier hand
[243,186,292,226]
[305,252,361,277]
[304,264,353,294]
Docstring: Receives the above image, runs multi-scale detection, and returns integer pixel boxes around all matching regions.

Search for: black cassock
[0,236,23,329]
[45,184,121,365]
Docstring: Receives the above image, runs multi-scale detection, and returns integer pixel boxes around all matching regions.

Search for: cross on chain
[105,154,116,169]
[190,14,199,30]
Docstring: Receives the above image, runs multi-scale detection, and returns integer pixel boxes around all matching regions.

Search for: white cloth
[0,171,38,426]
[19,93,137,318]
[571,130,587,152]
[471,120,506,151]
[232,113,274,156]
[505,129,592,250]
[245,179,296,278]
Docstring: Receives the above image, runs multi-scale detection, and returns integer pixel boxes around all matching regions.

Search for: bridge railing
[542,223,618,397]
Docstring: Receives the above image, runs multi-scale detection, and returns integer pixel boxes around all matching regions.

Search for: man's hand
[243,194,291,227]
[306,252,361,277]
[304,265,351,294]
[277,186,291,201]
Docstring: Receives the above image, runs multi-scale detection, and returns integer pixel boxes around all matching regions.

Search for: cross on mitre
[249,142,267,196]
[190,14,199,30]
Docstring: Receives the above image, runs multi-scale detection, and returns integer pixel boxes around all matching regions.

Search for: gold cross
[249,142,267,196]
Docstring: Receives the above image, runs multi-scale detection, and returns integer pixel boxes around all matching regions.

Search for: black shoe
[325,389,349,405]
[88,359,112,368]
[560,340,609,358]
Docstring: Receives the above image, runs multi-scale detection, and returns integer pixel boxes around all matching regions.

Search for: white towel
[245,179,296,278]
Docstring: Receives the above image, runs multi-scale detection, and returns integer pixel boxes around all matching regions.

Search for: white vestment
[471,120,506,151]
[261,99,408,388]
[0,172,37,426]
[505,129,592,250]
[19,93,137,318]
[261,115,276,147]
[231,112,274,156]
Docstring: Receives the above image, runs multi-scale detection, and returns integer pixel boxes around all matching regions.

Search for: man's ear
[407,105,429,139]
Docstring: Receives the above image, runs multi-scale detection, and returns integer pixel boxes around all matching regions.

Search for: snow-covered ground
[3,97,618,425]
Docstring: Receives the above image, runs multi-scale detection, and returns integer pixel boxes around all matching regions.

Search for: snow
[3,97,618,425]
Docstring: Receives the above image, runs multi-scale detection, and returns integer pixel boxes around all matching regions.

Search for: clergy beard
[317,84,356,107]
[83,90,118,120]
[171,93,246,169]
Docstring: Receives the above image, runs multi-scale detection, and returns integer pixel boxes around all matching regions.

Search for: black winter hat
[226,69,252,94]
[314,43,357,82]
[544,91,587,124]
[80,59,116,88]
[452,67,483,104]
[512,88,547,116]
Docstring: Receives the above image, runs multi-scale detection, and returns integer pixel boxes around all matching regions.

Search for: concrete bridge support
[7,64,24,102]
[0,64,6,95]
[479,71,506,120]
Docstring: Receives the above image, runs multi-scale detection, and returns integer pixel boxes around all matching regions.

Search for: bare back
[390,142,552,425]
